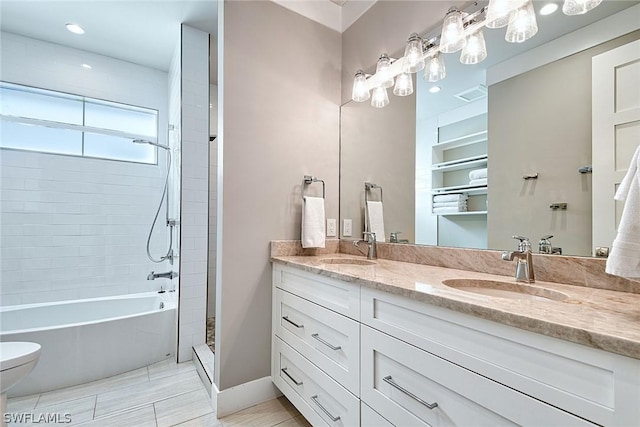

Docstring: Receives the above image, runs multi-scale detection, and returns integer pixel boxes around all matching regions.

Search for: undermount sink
[319,257,376,266]
[442,279,570,302]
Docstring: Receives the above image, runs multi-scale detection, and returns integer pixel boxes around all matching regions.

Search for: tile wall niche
[0,33,171,305]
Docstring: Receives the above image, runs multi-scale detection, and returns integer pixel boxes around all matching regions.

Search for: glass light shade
[393,73,414,96]
[402,33,425,73]
[371,86,389,108]
[440,8,466,53]
[505,1,538,43]
[460,29,487,65]
[562,0,603,15]
[485,0,527,29]
[424,53,446,82]
[351,70,370,102]
[376,53,394,89]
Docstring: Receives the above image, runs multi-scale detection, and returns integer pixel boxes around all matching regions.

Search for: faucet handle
[512,235,531,251]
[363,231,377,242]
[390,231,401,243]
[540,235,553,240]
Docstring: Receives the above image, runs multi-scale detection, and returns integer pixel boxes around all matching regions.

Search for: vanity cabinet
[271,264,640,426]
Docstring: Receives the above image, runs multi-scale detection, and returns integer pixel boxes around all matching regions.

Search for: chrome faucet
[538,235,562,255]
[501,236,535,283]
[354,232,377,260]
[147,271,179,280]
[389,231,410,244]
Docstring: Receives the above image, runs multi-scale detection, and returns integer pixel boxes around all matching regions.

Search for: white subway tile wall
[177,26,210,362]
[0,33,172,305]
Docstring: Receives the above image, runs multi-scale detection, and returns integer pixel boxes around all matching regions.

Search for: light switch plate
[343,219,352,237]
[326,219,337,237]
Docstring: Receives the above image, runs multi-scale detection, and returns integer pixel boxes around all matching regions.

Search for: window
[0,82,159,164]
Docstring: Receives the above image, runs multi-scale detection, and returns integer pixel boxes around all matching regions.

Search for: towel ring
[364,182,383,204]
[302,175,325,200]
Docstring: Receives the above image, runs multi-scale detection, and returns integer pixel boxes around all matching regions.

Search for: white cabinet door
[592,39,640,254]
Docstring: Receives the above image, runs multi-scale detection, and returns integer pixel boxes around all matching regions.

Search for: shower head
[132,139,170,150]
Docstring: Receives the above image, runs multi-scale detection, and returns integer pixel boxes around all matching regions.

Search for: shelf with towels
[431,184,487,196]
[435,210,488,216]
[432,155,488,173]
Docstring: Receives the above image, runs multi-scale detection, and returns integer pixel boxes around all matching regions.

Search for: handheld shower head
[132,139,170,150]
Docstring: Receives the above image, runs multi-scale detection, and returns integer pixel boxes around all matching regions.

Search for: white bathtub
[0,292,177,397]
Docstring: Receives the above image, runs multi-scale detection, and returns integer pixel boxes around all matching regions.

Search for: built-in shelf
[432,155,488,172]
[431,184,487,196]
[435,130,488,151]
[434,210,488,216]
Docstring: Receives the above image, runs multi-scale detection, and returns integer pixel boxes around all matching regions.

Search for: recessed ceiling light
[539,3,559,15]
[81,64,92,69]
[429,86,441,93]
[66,23,85,35]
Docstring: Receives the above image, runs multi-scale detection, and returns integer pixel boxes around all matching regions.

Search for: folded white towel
[469,168,488,180]
[433,201,467,208]
[469,178,487,186]
[433,193,467,203]
[366,200,386,243]
[433,206,467,214]
[302,196,325,249]
[606,145,640,278]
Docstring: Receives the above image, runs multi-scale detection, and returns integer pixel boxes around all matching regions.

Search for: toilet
[1,342,41,426]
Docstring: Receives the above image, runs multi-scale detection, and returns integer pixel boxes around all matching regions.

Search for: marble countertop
[272,253,640,360]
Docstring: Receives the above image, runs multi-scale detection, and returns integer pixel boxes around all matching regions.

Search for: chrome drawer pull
[280,368,303,386]
[311,395,341,422]
[311,333,342,351]
[383,375,438,410]
[282,316,304,329]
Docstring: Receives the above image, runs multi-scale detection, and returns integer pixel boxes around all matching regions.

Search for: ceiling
[0,0,218,73]
[272,0,377,33]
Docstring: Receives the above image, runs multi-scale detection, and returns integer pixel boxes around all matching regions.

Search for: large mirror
[340,1,640,257]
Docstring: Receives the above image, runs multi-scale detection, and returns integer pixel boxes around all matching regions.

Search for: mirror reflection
[340,1,640,257]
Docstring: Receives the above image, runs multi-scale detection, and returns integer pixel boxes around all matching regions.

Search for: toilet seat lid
[0,342,41,371]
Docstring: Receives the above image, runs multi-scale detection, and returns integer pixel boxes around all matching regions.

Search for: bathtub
[0,292,176,397]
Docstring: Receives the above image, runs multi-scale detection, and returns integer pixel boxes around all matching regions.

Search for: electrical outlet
[343,219,353,237]
[326,219,337,237]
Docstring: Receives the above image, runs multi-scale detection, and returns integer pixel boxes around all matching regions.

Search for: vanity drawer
[272,336,360,427]
[274,288,360,395]
[361,402,393,427]
[273,264,360,320]
[361,326,595,427]
[361,287,615,425]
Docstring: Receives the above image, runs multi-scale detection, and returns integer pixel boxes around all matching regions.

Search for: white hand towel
[302,196,325,249]
[433,206,467,214]
[433,193,467,203]
[469,168,488,181]
[366,200,386,243]
[606,145,640,278]
[469,178,487,186]
[433,201,467,208]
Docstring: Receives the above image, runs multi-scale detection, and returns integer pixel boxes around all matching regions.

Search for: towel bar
[364,182,383,204]
[302,175,325,200]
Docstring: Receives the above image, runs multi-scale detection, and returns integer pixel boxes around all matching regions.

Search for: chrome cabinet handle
[311,395,341,422]
[311,333,342,351]
[282,316,304,329]
[280,368,303,386]
[383,375,438,410]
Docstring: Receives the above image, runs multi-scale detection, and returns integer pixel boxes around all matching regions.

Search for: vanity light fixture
[65,23,85,35]
[425,53,446,82]
[562,0,603,15]
[371,86,390,108]
[539,3,559,15]
[402,33,426,73]
[352,70,371,102]
[460,26,487,65]
[440,7,466,53]
[505,0,538,43]
[393,72,414,96]
[376,54,394,89]
[485,0,527,29]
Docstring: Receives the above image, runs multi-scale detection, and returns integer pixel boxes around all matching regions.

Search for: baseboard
[214,376,282,418]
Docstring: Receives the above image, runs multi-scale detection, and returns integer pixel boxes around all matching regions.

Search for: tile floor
[6,358,309,427]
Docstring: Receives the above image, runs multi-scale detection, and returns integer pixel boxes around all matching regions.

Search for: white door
[592,39,640,256]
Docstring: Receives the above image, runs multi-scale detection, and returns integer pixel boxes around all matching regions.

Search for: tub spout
[147,271,178,280]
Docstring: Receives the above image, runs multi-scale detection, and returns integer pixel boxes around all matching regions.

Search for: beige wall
[341,0,467,104]
[219,0,341,390]
[488,31,640,256]
[340,93,416,241]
